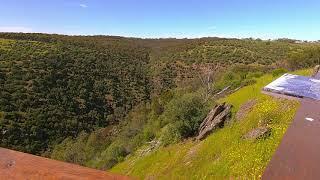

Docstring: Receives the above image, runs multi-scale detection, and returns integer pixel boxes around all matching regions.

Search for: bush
[84,128,112,159]
[214,68,263,92]
[287,47,320,70]
[159,124,182,146]
[246,72,263,79]
[159,93,208,145]
[242,79,257,86]
[272,68,288,77]
[51,132,88,165]
[97,143,128,170]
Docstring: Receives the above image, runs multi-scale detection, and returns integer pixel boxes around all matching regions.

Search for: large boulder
[196,103,232,140]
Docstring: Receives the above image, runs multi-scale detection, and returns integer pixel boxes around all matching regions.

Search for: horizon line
[0,31,319,42]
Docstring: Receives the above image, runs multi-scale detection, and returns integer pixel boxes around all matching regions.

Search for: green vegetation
[50,89,210,169]
[0,32,319,177]
[287,46,320,70]
[111,69,311,179]
[0,36,151,154]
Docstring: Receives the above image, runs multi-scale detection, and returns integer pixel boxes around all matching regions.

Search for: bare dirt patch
[183,142,202,165]
[236,99,257,121]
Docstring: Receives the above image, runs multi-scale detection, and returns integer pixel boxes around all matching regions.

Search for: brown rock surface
[196,103,232,140]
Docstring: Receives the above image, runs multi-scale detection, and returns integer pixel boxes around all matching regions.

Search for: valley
[0,33,319,178]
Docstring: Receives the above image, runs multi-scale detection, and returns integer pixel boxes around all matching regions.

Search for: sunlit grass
[111,69,311,179]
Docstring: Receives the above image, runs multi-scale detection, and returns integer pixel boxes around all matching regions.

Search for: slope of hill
[0,36,151,154]
[0,33,319,173]
[111,69,311,179]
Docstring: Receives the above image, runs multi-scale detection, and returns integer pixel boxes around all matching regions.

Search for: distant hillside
[0,36,151,154]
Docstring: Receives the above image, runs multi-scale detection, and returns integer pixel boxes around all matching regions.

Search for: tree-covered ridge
[0,37,151,154]
[151,39,297,65]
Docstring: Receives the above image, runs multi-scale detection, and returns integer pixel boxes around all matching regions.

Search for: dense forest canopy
[1,33,320,166]
[0,34,151,154]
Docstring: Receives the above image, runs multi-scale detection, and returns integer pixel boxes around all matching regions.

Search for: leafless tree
[196,63,220,102]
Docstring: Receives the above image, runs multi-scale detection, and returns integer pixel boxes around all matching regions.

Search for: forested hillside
[0,34,151,154]
[1,33,320,171]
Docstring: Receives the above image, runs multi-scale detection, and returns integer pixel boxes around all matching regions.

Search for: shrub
[98,143,128,170]
[242,79,257,86]
[246,71,263,79]
[272,68,288,77]
[159,93,208,145]
[151,98,163,115]
[84,128,112,159]
[51,132,88,165]
[159,124,182,146]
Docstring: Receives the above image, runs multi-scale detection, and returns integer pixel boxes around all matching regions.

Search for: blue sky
[0,0,320,40]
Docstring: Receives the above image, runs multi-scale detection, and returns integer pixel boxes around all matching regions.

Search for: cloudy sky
[1,0,320,40]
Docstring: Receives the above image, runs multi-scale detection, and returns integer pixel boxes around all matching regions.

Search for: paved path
[0,148,130,180]
[262,98,320,179]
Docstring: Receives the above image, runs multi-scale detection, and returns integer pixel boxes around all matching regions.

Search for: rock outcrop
[137,139,161,157]
[312,65,320,79]
[243,127,271,140]
[196,103,232,140]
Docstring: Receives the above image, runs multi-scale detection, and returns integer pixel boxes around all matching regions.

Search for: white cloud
[80,4,88,8]
[0,26,33,33]
[207,26,217,30]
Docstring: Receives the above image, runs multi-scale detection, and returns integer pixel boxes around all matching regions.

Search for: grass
[111,69,311,179]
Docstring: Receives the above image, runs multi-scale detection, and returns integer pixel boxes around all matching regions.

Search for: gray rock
[312,65,320,78]
[196,103,232,140]
[137,139,161,157]
[243,127,271,140]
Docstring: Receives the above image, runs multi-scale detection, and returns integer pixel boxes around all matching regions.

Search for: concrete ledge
[0,148,130,180]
